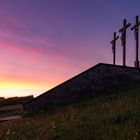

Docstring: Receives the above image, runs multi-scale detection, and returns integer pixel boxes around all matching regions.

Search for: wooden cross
[131,16,140,68]
[119,19,131,66]
[111,32,119,65]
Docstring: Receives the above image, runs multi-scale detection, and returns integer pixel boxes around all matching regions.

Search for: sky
[0,0,140,97]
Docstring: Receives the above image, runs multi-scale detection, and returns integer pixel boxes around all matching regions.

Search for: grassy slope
[0,85,140,140]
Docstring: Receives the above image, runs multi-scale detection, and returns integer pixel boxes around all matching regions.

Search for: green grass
[0,85,140,140]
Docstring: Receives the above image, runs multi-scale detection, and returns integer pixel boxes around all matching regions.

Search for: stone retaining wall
[24,63,140,111]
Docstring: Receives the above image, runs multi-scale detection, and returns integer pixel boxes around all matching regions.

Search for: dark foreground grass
[0,85,140,140]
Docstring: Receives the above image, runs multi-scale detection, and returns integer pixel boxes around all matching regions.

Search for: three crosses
[111,16,140,68]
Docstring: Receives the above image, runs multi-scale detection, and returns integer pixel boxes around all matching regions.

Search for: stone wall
[24,63,140,111]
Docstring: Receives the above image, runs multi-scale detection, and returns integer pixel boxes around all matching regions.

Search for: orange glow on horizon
[0,79,55,98]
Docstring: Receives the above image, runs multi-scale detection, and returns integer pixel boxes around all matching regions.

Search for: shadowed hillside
[0,85,140,140]
[24,63,140,112]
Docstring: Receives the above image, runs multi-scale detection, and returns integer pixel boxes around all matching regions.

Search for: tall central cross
[111,32,119,65]
[119,19,131,66]
[131,16,140,68]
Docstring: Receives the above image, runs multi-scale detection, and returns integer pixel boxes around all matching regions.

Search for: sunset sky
[0,0,140,97]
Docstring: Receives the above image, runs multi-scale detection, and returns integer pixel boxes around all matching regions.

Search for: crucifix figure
[119,19,131,66]
[110,32,119,65]
[131,16,140,68]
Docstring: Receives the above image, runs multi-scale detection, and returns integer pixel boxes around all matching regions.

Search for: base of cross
[134,61,140,68]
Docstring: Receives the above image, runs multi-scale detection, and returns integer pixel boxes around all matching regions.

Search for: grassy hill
[0,85,140,140]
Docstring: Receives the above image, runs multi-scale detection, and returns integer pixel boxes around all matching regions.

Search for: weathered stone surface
[24,63,140,112]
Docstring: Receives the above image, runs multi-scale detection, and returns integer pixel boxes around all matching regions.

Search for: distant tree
[0,97,5,101]
[0,95,34,107]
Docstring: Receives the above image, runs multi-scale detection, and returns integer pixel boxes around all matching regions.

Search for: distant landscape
[0,85,140,140]
[0,95,33,107]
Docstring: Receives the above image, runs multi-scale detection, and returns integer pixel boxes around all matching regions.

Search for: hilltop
[24,63,140,112]
[0,85,140,140]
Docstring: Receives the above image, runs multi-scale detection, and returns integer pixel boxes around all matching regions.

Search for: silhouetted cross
[111,32,119,65]
[119,19,131,66]
[131,16,140,68]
